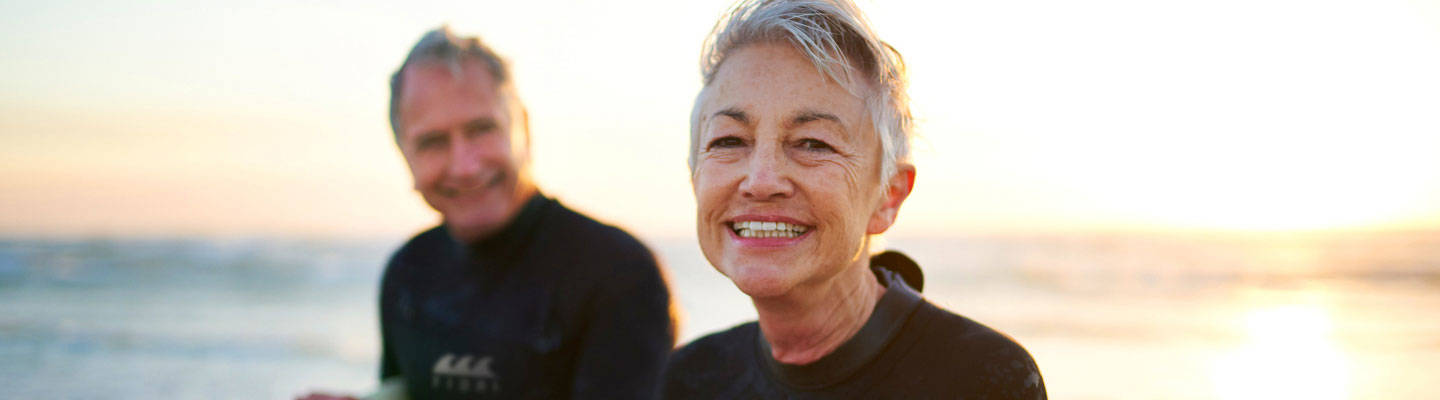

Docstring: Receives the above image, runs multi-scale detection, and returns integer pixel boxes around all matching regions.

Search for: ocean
[0,231,1436,399]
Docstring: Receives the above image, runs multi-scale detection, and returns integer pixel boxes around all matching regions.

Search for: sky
[2,0,1439,239]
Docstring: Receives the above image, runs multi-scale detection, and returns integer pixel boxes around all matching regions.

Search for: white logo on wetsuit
[432,353,500,394]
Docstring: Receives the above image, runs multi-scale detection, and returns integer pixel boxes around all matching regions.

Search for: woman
[660,0,1046,398]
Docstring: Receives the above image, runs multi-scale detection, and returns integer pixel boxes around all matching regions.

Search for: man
[306,27,676,399]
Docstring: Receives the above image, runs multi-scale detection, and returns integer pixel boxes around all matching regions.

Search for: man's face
[397,60,530,242]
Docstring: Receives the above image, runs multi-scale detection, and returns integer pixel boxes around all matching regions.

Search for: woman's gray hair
[689,0,913,181]
[388,26,524,141]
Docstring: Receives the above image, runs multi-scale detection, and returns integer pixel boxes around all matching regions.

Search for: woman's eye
[797,139,834,152]
[707,136,745,150]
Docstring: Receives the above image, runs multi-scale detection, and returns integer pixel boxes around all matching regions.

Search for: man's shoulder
[546,200,647,245]
[894,301,1046,397]
[398,224,450,251]
[384,225,450,272]
[540,199,657,268]
[389,224,451,258]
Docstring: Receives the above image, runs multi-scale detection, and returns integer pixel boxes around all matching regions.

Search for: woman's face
[692,43,903,298]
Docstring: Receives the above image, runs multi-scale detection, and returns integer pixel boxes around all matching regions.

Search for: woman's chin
[727,270,797,299]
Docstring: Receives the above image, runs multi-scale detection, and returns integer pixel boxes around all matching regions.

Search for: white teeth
[731,220,810,238]
[737,229,799,238]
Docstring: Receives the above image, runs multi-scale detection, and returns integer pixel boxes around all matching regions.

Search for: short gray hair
[689,0,913,181]
[389,26,523,141]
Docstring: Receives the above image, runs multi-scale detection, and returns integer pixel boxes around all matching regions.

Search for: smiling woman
[661,0,1045,398]
[691,42,894,300]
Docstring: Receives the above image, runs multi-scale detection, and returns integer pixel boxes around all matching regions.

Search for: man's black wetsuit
[660,251,1046,399]
[380,193,676,399]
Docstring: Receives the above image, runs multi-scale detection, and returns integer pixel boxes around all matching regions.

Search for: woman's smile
[727,215,816,246]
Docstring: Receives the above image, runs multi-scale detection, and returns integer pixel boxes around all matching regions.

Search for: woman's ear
[867,163,916,235]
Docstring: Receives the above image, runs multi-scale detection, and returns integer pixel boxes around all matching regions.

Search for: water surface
[1,232,1435,399]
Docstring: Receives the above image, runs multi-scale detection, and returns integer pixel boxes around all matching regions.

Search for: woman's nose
[739,145,793,201]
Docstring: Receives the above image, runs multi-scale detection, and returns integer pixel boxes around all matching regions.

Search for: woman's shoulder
[894,301,1047,398]
[918,302,1027,348]
[668,322,759,367]
[660,322,761,395]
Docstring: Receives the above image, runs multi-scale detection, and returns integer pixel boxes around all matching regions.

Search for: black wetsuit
[660,251,1046,399]
[379,193,676,399]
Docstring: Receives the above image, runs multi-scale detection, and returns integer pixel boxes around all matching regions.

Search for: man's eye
[465,120,498,136]
[797,139,834,152]
[707,136,745,150]
[416,135,447,150]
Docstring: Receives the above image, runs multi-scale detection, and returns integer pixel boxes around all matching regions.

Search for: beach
[1,231,1435,399]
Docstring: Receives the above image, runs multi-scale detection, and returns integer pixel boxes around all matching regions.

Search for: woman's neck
[751,258,886,365]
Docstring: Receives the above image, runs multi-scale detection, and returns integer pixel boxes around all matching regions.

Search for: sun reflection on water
[1211,304,1351,400]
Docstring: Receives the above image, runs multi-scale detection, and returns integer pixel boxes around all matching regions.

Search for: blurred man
[304,26,676,400]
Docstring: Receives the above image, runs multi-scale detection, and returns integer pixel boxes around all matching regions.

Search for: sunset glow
[3,2,1438,399]
[1211,305,1351,400]
[2,0,1438,239]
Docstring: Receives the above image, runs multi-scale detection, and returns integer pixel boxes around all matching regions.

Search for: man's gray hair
[389,26,523,140]
[689,0,913,181]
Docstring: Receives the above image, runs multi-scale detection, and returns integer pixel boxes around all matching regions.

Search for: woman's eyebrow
[713,107,750,125]
[787,110,843,130]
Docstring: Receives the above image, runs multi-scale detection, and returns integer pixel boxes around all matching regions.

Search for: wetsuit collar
[458,192,551,267]
[757,251,926,389]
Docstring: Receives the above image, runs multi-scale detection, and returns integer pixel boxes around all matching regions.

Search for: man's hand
[296,378,408,400]
[295,392,358,400]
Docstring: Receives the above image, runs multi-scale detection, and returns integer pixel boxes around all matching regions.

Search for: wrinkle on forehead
[706,47,869,136]
[694,43,886,187]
